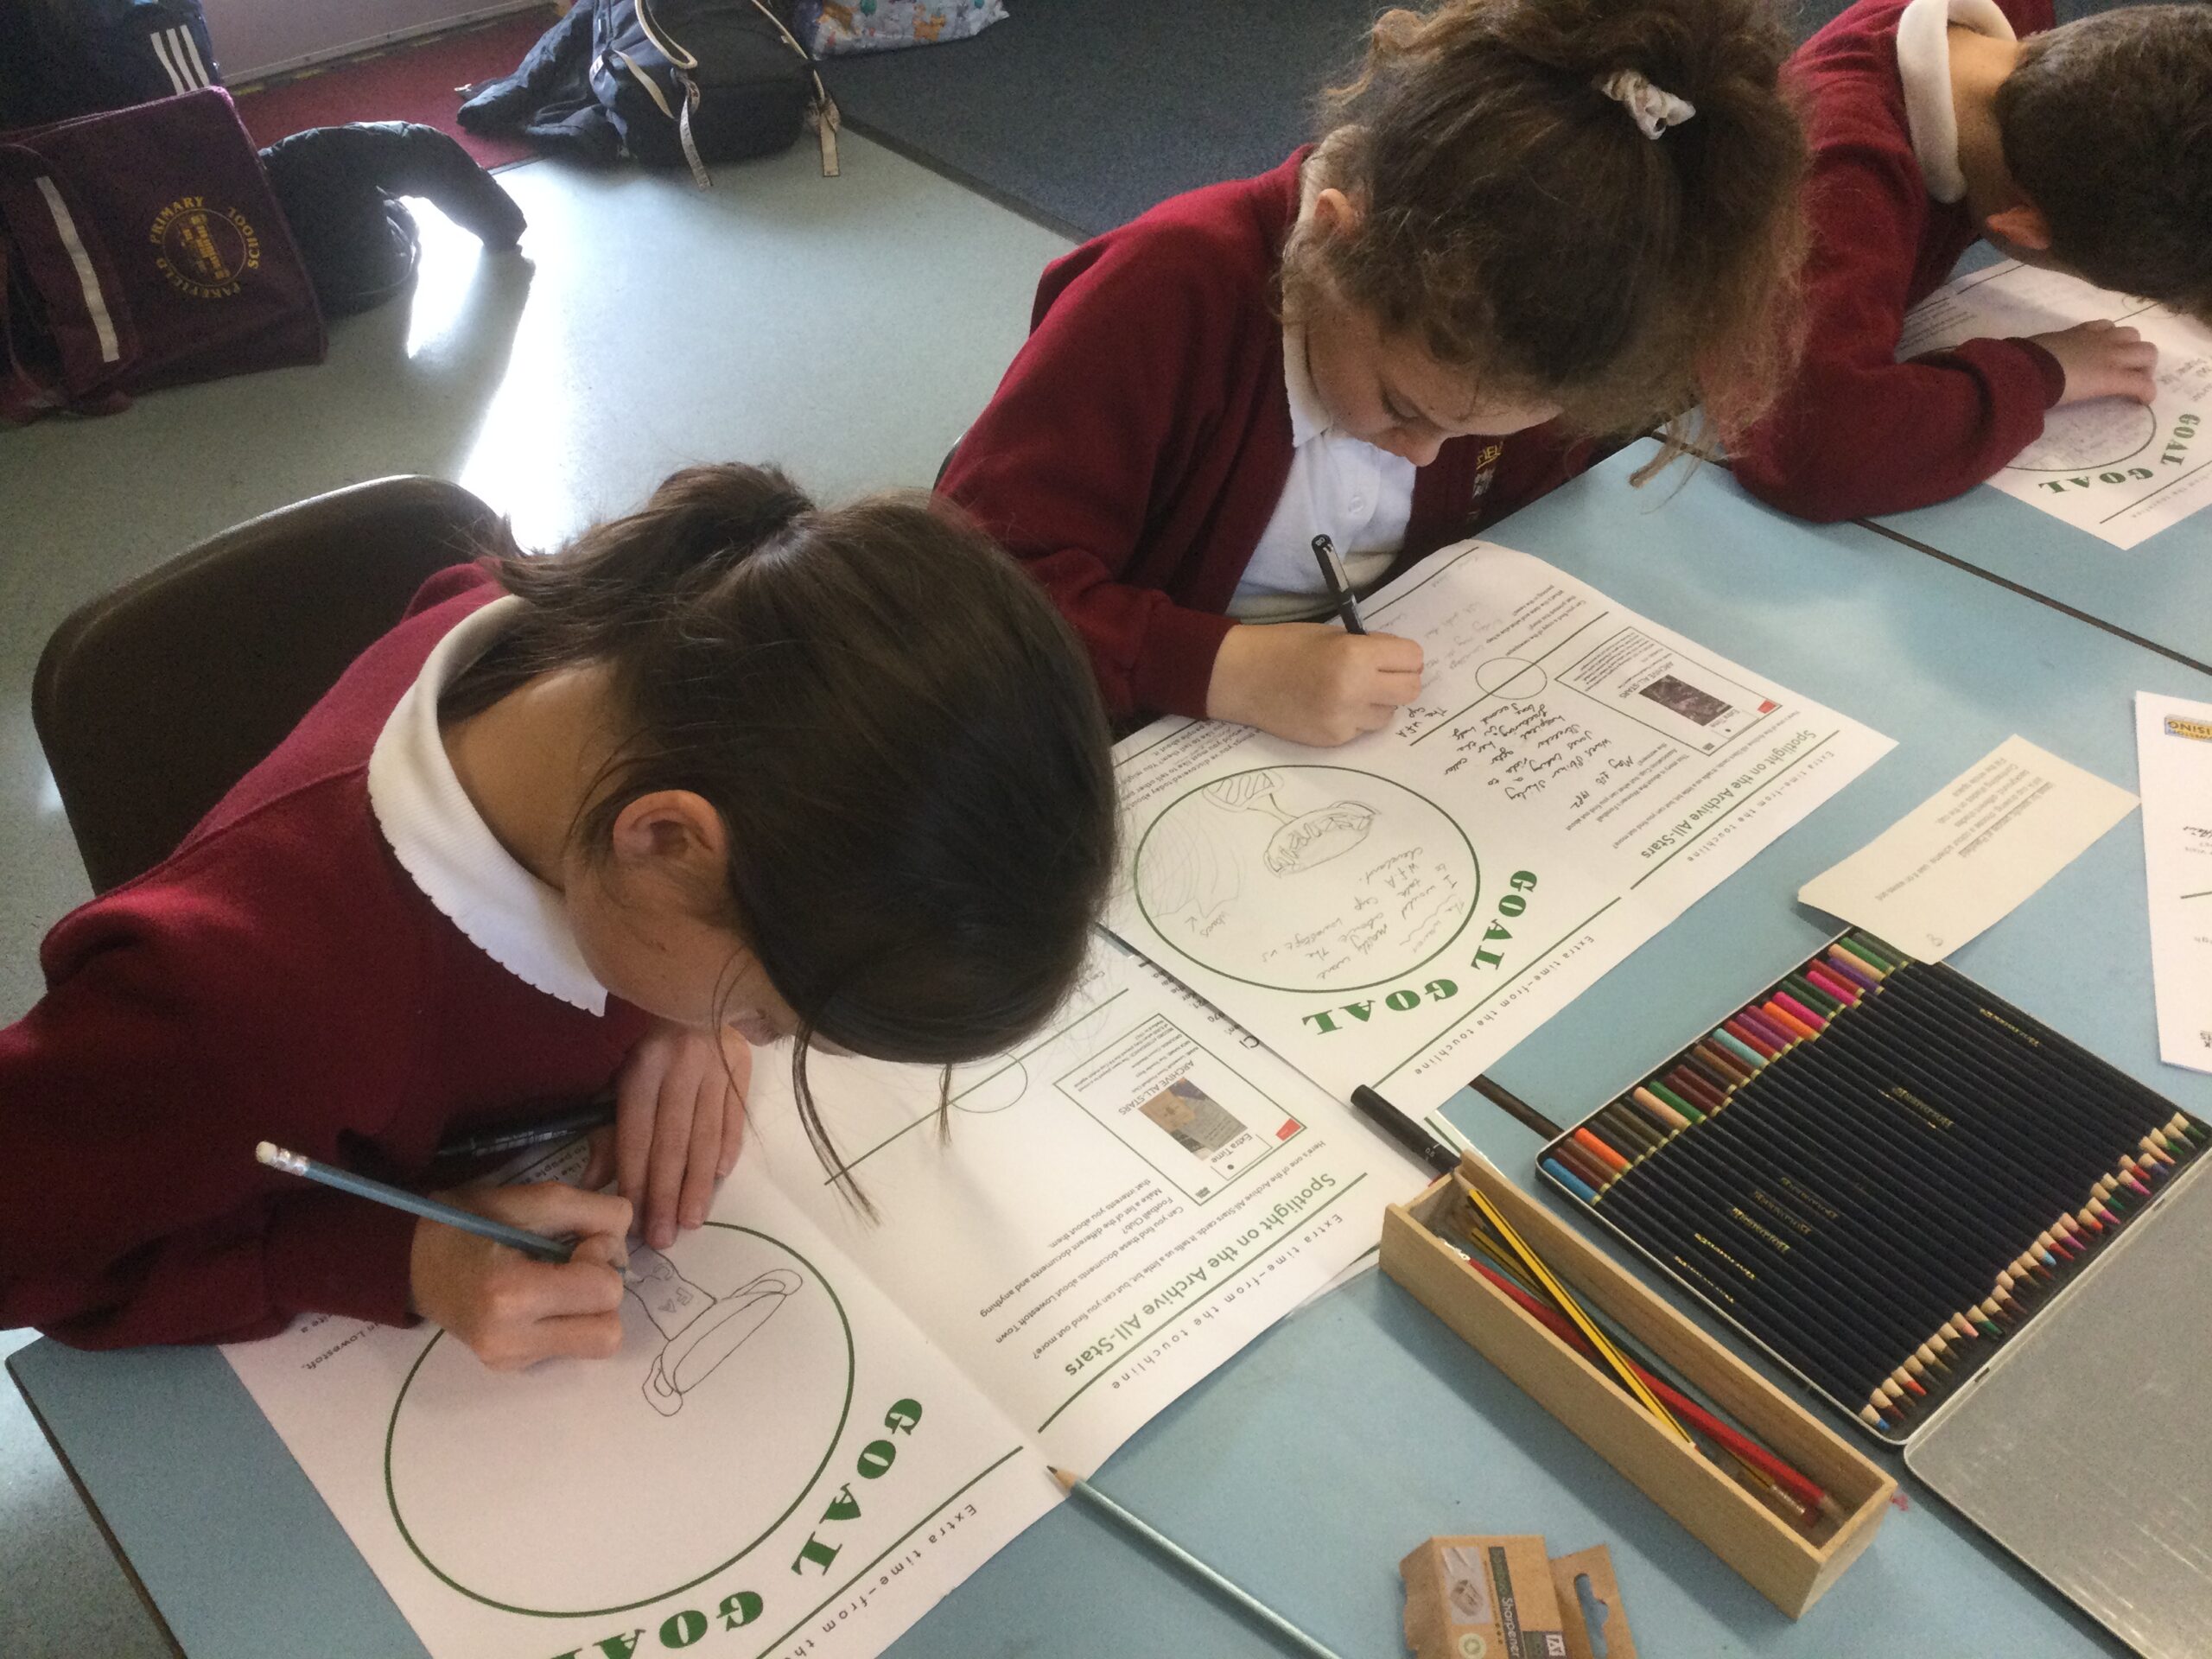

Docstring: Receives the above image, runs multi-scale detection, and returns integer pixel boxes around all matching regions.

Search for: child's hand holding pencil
[260,1144,639,1371]
[405,1183,635,1371]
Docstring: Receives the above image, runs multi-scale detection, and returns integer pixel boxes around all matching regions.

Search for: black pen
[434,1094,618,1162]
[1309,535,1367,635]
[1350,1084,1459,1175]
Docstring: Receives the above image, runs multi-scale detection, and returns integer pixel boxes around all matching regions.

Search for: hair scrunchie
[1595,70,1697,139]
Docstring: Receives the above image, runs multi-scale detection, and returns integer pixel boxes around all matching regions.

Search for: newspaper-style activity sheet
[223,942,1427,1659]
[2136,692,2212,1075]
[1108,541,1894,1116]
[750,945,1421,1471]
[1897,260,2212,548]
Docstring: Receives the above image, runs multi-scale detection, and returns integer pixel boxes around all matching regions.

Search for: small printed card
[1798,735,2137,960]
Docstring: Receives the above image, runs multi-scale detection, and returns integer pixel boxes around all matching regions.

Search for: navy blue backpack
[0,0,221,130]
[460,0,838,183]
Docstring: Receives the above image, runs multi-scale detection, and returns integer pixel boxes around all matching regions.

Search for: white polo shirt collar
[1896,0,2017,205]
[1283,315,1332,448]
[366,594,609,1014]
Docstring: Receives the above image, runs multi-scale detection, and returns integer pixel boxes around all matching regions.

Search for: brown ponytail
[1287,0,1809,463]
[446,465,1120,1205]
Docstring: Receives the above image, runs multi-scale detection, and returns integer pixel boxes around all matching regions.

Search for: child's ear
[1984,201,2052,252]
[609,790,729,880]
[1312,187,1363,242]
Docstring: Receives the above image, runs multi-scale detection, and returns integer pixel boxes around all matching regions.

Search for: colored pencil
[1536,930,2204,1440]
[1460,1180,1694,1443]
[1450,1227,1832,1521]
[256,1141,575,1263]
[1050,1469,1346,1659]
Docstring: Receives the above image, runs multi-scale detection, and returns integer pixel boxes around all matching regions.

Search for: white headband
[1595,70,1696,139]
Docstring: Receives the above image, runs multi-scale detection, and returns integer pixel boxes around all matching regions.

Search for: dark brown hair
[1286,0,1809,461]
[444,464,1118,1199]
[1997,4,2212,323]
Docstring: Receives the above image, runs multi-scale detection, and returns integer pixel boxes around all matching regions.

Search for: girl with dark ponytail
[0,464,1118,1373]
[943,0,1808,747]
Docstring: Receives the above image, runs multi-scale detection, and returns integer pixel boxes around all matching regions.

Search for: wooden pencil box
[1380,1156,1893,1618]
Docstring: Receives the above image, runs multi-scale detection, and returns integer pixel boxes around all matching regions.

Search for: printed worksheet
[1897,260,2212,547]
[2136,692,2212,1074]
[1108,541,1893,1115]
[223,942,1426,1659]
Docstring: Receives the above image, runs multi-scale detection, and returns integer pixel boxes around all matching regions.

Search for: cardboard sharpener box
[1380,1157,1894,1618]
[1402,1535,1636,1659]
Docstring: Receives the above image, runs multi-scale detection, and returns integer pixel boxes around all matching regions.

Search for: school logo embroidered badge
[1466,442,1506,505]
[149,196,264,300]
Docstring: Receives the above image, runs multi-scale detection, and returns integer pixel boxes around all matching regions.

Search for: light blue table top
[15,440,2202,1658]
[1863,475,2212,677]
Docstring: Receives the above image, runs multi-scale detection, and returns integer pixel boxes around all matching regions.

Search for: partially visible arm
[940,231,1246,720]
[0,893,420,1348]
[1733,149,2063,523]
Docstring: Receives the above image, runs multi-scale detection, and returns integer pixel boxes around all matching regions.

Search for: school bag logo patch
[149,196,264,300]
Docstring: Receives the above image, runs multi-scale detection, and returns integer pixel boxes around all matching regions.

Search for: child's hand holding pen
[405,1183,634,1370]
[583,1020,752,1251]
[1205,622,1425,747]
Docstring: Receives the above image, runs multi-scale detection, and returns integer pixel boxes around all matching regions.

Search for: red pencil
[1459,1248,1834,1516]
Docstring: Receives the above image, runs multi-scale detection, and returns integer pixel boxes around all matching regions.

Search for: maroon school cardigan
[940,149,1590,721]
[1732,0,2063,522]
[0,567,649,1349]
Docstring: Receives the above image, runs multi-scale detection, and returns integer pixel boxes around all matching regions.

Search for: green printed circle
[384,1223,854,1618]
[1133,765,1479,994]
[2005,402,2158,473]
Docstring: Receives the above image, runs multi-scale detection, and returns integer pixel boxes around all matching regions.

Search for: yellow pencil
[1464,1184,1694,1444]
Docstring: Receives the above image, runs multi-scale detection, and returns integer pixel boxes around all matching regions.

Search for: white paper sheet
[734,945,1422,1472]
[2135,693,2212,1074]
[1106,541,1893,1116]
[1897,260,2212,548]
[1796,735,2137,960]
[223,944,1429,1659]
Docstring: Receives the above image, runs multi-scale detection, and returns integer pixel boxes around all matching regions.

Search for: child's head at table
[1281,0,1811,459]
[443,463,1120,1173]
[1979,5,2212,321]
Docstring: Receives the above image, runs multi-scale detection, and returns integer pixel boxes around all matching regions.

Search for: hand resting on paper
[408,1184,632,1370]
[2031,319,2159,409]
[1205,622,1425,747]
[582,1020,751,1252]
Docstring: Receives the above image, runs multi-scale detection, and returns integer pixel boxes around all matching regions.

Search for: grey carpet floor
[822,0,2132,241]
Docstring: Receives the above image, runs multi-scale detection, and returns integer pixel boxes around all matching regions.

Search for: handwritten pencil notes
[1897,260,2212,547]
[1110,542,1893,1116]
[1798,736,2137,962]
[2136,694,2212,1074]
[222,944,1424,1659]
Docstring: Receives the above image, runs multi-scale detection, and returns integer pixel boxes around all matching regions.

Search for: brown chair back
[33,475,499,893]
